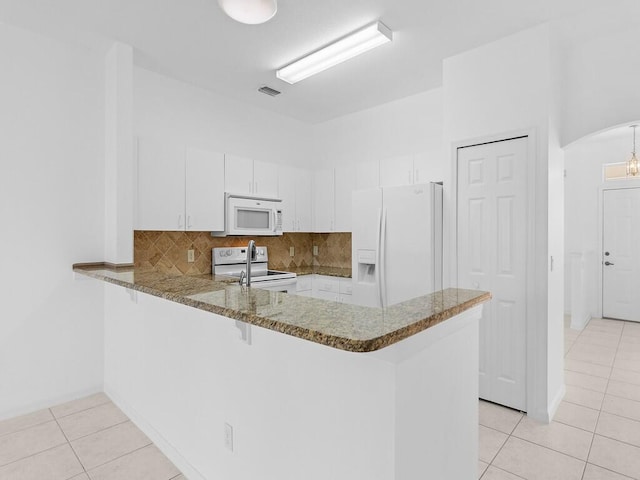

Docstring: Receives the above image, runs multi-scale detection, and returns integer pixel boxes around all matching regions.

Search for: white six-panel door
[457,137,528,411]
[603,188,640,322]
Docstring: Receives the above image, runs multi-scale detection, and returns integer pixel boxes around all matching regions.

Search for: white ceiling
[0,0,615,124]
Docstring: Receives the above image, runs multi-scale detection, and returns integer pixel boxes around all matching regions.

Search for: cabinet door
[278,165,297,232]
[313,169,335,232]
[224,154,253,195]
[334,164,356,232]
[137,138,185,231]
[185,147,225,231]
[379,155,414,187]
[356,161,380,190]
[413,150,444,184]
[253,160,279,198]
[295,169,313,231]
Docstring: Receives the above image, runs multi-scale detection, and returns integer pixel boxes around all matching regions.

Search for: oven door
[252,278,297,294]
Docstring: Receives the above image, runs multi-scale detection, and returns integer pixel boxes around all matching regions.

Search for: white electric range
[212,246,297,293]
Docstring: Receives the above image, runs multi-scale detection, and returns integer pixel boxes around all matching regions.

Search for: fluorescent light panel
[277,21,392,84]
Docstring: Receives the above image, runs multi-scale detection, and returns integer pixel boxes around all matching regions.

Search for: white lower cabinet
[308,275,352,303]
[295,275,313,297]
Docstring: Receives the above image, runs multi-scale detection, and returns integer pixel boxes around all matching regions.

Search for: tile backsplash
[134,231,351,275]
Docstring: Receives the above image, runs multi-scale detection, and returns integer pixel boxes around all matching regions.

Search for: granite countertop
[287,266,352,278]
[73,264,490,353]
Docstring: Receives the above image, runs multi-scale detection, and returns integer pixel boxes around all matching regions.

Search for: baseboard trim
[104,385,206,480]
[0,385,104,421]
[548,383,566,422]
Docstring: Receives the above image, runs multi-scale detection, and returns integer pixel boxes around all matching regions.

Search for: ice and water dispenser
[356,249,377,284]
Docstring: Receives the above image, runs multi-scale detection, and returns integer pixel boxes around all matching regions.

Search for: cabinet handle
[415,169,419,183]
[255,182,258,194]
[178,214,183,229]
[187,215,192,229]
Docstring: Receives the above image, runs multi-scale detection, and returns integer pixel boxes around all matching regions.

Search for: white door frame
[449,128,538,417]
[597,180,640,319]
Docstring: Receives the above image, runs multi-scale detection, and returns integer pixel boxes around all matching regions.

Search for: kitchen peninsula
[75,264,489,480]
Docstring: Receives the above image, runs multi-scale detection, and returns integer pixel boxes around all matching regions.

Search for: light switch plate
[290,246,295,257]
[187,249,195,263]
[313,246,318,256]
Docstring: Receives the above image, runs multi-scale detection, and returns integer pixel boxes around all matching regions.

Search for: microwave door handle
[273,210,276,233]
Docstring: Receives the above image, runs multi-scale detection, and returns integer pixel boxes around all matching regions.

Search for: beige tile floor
[480,317,640,480]
[0,392,184,480]
[1,316,638,480]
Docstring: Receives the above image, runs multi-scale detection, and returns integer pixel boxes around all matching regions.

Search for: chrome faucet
[244,240,256,286]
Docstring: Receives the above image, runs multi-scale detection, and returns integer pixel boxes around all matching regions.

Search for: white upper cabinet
[413,150,444,184]
[253,159,279,198]
[313,169,335,232]
[334,163,356,232]
[185,147,225,231]
[224,154,253,195]
[356,161,380,190]
[136,137,224,231]
[278,166,313,232]
[379,153,443,187]
[278,165,297,232]
[225,155,279,198]
[296,169,312,231]
[379,155,415,187]
[137,138,186,231]
[313,165,356,233]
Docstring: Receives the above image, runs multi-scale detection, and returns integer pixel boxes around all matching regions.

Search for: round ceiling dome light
[218,0,277,25]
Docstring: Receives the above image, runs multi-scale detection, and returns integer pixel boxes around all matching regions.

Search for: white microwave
[212,193,283,237]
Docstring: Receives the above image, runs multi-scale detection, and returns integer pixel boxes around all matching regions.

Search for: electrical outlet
[313,245,318,256]
[224,423,234,452]
[187,249,195,263]
[290,246,295,257]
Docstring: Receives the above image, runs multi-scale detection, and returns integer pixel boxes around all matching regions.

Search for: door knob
[604,261,614,266]
[604,251,610,256]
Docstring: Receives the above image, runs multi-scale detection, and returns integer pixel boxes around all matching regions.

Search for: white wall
[560,9,640,146]
[0,23,106,418]
[133,68,315,169]
[443,24,563,421]
[312,88,444,175]
[564,133,640,317]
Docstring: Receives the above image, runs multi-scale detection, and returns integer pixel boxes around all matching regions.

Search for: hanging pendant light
[628,125,639,177]
[218,0,277,25]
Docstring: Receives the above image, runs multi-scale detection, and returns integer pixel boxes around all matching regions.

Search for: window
[603,162,631,181]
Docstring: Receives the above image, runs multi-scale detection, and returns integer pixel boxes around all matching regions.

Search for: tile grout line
[483,410,525,477]
[580,318,625,480]
[82,442,153,475]
[0,436,68,471]
[0,416,55,440]
[575,318,599,480]
[51,399,113,421]
[65,418,131,443]
[51,408,88,476]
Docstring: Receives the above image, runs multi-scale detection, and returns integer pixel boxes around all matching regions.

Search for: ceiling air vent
[258,85,281,97]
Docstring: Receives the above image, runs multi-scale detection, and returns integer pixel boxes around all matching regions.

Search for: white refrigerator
[352,182,443,308]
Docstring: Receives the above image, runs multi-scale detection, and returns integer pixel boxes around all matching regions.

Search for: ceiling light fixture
[276,21,393,85]
[628,125,639,177]
[218,0,277,25]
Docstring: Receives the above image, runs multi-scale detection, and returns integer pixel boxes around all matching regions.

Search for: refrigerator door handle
[380,208,388,308]
[375,208,383,308]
